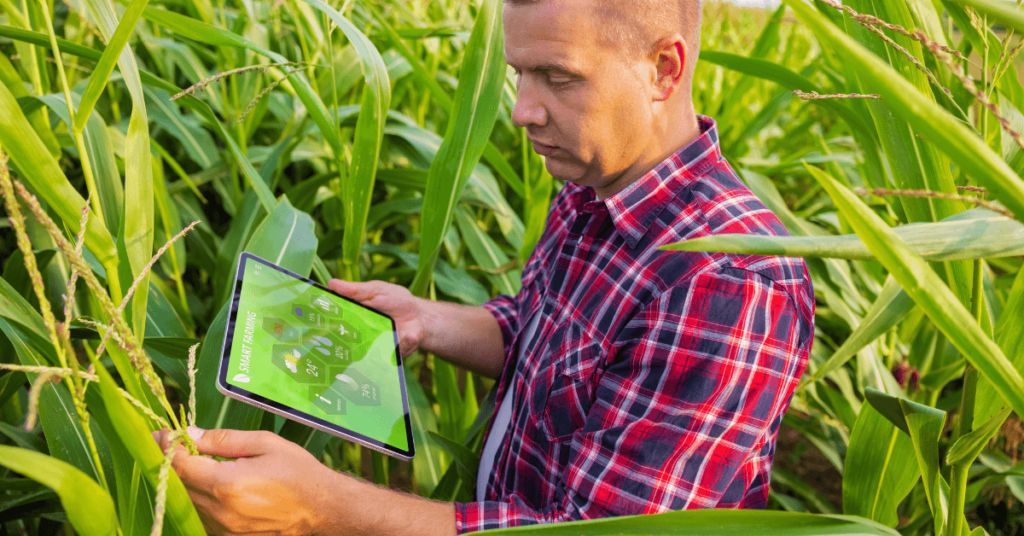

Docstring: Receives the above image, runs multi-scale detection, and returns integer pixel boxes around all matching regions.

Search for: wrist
[309,469,361,536]
[414,296,436,355]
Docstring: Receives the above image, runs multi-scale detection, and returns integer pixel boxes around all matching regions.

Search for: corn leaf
[975,266,1024,423]
[864,388,949,533]
[0,78,118,266]
[34,93,123,235]
[805,164,1024,421]
[73,0,150,131]
[89,344,205,535]
[805,276,915,385]
[481,510,900,535]
[784,0,1024,224]
[455,206,520,297]
[0,446,117,536]
[298,0,391,280]
[843,403,921,527]
[0,317,112,489]
[947,408,1013,467]
[700,51,875,141]
[141,8,344,161]
[82,0,154,344]
[410,0,506,296]
[663,208,1024,261]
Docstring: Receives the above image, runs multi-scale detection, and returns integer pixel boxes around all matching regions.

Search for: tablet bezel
[216,252,415,461]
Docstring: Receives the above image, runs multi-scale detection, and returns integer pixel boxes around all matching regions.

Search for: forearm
[416,298,505,378]
[316,472,456,536]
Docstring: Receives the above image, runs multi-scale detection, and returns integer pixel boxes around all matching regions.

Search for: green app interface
[226,257,409,451]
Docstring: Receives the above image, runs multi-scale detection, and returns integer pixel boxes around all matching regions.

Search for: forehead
[503,1,613,71]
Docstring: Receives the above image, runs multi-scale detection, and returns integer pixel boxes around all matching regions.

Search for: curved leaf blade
[0,446,117,536]
[806,164,1024,422]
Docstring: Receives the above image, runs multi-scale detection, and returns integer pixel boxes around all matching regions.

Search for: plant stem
[947,462,969,536]
[34,0,107,228]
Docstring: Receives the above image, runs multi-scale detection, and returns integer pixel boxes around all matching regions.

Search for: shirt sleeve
[455,267,812,532]
[481,294,519,361]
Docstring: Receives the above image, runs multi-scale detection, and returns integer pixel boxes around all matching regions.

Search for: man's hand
[152,427,338,536]
[152,426,457,536]
[328,279,425,358]
[327,279,507,378]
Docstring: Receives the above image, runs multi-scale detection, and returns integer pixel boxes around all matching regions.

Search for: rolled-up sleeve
[455,267,811,532]
[481,294,519,360]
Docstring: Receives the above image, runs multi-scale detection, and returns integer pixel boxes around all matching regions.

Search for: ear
[651,35,687,101]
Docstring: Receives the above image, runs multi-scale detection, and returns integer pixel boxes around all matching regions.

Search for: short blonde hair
[505,0,702,61]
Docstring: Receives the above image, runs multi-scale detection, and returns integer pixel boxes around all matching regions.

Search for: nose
[510,76,547,128]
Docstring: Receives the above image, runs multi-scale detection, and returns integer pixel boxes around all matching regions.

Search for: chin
[543,158,585,185]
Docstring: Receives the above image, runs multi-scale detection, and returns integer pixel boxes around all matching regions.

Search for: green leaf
[426,431,478,486]
[975,261,1024,423]
[0,446,116,536]
[783,0,1024,225]
[405,370,444,496]
[33,93,123,235]
[81,0,155,344]
[0,318,112,490]
[946,407,1012,467]
[141,8,345,165]
[144,87,218,168]
[297,0,391,280]
[863,388,948,534]
[805,164,1024,423]
[843,404,921,527]
[662,209,1024,261]
[89,344,204,535]
[455,206,521,297]
[73,0,150,131]
[480,510,900,535]
[700,51,875,142]
[804,277,914,385]
[411,0,506,296]
[0,77,118,267]
[0,53,59,156]
[520,159,553,263]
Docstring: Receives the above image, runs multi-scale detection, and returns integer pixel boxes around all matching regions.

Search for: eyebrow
[506,59,582,77]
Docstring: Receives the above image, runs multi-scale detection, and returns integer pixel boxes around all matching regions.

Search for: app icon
[232,373,251,384]
[292,302,332,329]
[309,335,333,356]
[310,385,347,415]
[264,317,300,343]
[272,344,329,386]
[327,368,380,407]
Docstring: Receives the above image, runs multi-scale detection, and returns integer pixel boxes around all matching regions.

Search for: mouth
[530,139,559,157]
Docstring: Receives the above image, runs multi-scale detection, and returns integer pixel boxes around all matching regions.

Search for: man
[154,0,814,534]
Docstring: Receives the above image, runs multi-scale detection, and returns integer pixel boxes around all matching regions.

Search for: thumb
[188,427,278,458]
[328,279,376,302]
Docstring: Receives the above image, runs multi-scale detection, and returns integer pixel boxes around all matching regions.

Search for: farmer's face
[504,0,655,199]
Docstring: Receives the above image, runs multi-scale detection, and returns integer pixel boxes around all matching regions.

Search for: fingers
[328,279,381,302]
[191,428,280,458]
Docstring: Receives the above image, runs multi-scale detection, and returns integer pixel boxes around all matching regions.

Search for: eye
[546,71,576,88]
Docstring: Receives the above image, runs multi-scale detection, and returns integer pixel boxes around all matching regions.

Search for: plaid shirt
[455,115,814,532]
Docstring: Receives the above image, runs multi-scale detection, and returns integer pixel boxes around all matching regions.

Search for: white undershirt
[476,311,544,502]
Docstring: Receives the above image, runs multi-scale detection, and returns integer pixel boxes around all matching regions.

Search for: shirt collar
[567,114,722,249]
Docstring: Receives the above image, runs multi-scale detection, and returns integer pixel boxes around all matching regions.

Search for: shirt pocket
[530,319,601,444]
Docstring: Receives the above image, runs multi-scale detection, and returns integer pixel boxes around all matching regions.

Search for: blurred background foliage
[0,0,1023,535]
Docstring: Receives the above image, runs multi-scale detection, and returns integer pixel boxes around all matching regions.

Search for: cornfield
[0,0,1023,534]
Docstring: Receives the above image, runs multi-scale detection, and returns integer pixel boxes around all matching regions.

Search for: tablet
[217,252,415,460]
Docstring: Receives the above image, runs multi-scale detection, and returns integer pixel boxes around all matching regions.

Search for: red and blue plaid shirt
[455,115,814,532]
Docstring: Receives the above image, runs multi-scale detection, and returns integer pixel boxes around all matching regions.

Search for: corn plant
[0,0,1020,535]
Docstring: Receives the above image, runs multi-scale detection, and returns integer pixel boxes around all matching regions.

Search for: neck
[593,104,701,201]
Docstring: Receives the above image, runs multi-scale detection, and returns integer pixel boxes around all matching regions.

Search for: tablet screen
[219,253,413,458]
